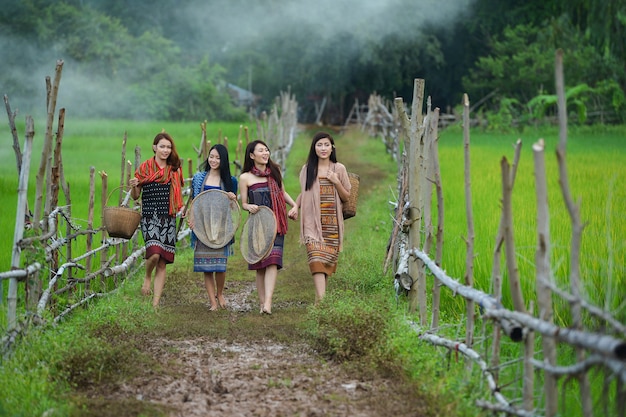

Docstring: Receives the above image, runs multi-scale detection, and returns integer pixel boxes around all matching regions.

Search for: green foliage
[464,16,625,125]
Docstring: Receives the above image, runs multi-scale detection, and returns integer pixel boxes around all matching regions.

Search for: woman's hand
[325,171,339,185]
[288,206,298,220]
[244,203,260,214]
[226,192,237,201]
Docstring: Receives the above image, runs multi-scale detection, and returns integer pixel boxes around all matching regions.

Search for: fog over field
[1,0,474,119]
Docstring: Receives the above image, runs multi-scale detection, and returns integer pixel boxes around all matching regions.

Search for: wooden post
[33,60,63,231]
[532,139,558,416]
[462,94,475,347]
[555,48,593,417]
[9,116,35,329]
[407,79,426,323]
[430,107,444,330]
[86,167,95,290]
[490,139,522,382]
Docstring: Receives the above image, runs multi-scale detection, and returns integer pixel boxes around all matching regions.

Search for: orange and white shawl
[135,157,184,216]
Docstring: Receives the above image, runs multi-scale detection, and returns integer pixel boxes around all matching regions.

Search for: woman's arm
[129,177,141,200]
[239,173,260,213]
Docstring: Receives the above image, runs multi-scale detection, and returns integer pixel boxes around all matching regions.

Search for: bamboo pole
[34,60,63,231]
[462,93,475,347]
[8,116,35,329]
[490,140,522,382]
[86,167,95,290]
[119,132,128,204]
[408,79,426,322]
[533,139,558,415]
[554,48,593,417]
[430,107,444,330]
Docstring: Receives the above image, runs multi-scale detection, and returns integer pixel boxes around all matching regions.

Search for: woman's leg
[262,265,278,314]
[255,268,266,313]
[215,271,227,308]
[142,253,159,295]
[313,272,327,304]
[204,272,218,311]
[152,258,167,307]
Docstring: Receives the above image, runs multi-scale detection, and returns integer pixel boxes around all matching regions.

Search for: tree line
[1,0,624,126]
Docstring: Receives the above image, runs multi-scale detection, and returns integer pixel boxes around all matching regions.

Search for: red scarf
[135,157,184,216]
[251,165,288,235]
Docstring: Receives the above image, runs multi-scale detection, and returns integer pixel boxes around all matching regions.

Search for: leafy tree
[463,16,624,124]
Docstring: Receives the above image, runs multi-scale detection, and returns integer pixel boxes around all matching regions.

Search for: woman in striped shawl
[289,132,351,304]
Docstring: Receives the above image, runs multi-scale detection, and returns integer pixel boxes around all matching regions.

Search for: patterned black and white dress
[140,182,177,263]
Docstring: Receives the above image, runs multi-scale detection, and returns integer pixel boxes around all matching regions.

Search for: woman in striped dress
[289,132,351,304]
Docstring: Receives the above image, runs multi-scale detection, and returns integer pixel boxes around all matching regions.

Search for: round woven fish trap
[342,172,360,219]
[240,206,277,264]
[103,186,141,239]
[189,189,241,249]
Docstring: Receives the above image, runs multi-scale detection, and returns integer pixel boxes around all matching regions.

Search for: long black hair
[305,131,337,191]
[199,143,235,193]
[242,140,283,188]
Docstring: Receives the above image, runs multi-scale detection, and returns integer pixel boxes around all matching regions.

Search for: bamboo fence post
[490,139,522,382]
[5,94,22,174]
[407,79,426,322]
[430,107,444,330]
[523,302,536,412]
[533,139,558,415]
[132,146,141,250]
[501,159,525,313]
[9,116,35,329]
[34,60,63,231]
[100,172,108,287]
[86,167,95,290]
[119,132,128,204]
[462,93,475,347]
[501,157,533,410]
[421,101,435,325]
[554,48,593,416]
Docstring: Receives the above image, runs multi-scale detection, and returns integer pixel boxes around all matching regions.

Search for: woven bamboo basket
[342,172,360,220]
[103,187,141,239]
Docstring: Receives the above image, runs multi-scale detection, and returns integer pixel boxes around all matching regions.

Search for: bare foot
[141,278,152,296]
[218,295,227,309]
[208,303,219,312]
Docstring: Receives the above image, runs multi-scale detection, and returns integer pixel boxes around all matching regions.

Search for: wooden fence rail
[384,53,626,417]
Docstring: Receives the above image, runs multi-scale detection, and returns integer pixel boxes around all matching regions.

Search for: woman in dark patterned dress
[188,144,238,311]
[129,132,184,308]
[239,140,297,315]
[289,132,351,304]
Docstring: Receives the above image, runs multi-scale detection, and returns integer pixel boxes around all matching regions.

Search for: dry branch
[417,331,514,411]
[410,248,523,341]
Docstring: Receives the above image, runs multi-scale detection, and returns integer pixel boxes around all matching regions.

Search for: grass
[435,124,626,324]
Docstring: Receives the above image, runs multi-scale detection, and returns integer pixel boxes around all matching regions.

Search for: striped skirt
[306,179,339,276]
